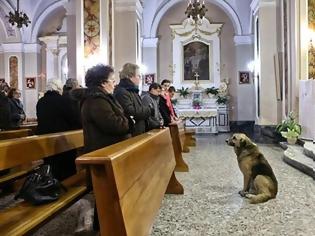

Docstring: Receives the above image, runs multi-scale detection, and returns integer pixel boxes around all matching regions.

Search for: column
[39,36,60,80]
[113,0,143,72]
[257,0,280,125]
[142,37,159,75]
[65,0,77,80]
[233,35,255,121]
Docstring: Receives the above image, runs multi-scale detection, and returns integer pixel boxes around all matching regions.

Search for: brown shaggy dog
[226,133,278,204]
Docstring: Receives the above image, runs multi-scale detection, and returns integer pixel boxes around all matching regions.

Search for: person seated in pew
[7,88,26,128]
[114,63,151,136]
[141,82,164,131]
[80,64,131,230]
[36,78,80,181]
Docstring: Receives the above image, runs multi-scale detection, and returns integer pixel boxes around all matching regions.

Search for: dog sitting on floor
[226,133,278,204]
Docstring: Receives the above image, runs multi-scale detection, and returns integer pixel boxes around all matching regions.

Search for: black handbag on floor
[15,165,66,205]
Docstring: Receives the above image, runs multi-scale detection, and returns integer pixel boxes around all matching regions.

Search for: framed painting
[144,74,155,85]
[239,71,250,84]
[183,41,209,81]
[26,77,36,89]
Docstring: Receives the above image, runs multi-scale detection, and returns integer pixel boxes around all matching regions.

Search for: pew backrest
[0,128,32,141]
[76,128,176,236]
[0,130,83,171]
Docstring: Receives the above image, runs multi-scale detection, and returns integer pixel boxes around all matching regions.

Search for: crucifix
[194,72,200,89]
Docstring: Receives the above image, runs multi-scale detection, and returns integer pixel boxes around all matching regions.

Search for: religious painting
[144,74,155,85]
[9,56,18,88]
[84,0,100,58]
[26,77,36,89]
[239,71,250,84]
[308,0,315,79]
[183,41,209,81]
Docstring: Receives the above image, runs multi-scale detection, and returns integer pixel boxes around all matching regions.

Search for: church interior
[0,0,315,235]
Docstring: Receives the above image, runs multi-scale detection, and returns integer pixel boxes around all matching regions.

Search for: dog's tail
[248,193,271,204]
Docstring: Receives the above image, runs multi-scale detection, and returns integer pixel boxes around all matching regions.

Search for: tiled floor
[151,134,315,236]
[32,134,315,236]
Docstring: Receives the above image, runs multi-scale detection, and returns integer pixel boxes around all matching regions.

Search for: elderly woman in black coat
[81,64,131,153]
[80,64,131,230]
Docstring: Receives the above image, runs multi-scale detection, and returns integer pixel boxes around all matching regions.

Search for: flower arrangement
[215,81,229,105]
[177,87,190,98]
[192,99,201,109]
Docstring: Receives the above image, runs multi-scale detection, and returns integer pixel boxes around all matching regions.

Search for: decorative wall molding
[142,38,159,48]
[1,43,41,53]
[24,44,41,53]
[170,18,222,89]
[150,0,242,37]
[234,35,254,45]
[2,43,24,53]
[250,0,259,16]
[115,0,143,18]
[30,0,68,42]
[0,6,16,38]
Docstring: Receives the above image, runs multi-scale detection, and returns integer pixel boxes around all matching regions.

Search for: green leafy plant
[205,87,219,96]
[216,95,228,105]
[192,99,201,107]
[280,128,299,139]
[276,112,301,135]
[177,87,190,98]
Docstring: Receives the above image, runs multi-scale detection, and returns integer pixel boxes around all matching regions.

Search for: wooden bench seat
[169,123,189,172]
[0,130,88,236]
[76,128,183,236]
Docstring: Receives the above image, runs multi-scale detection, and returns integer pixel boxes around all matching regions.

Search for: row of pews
[0,123,195,236]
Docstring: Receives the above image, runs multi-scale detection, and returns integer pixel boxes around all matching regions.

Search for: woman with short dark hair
[80,64,131,231]
[81,64,131,152]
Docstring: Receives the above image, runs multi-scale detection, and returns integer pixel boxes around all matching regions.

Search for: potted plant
[216,95,228,105]
[177,87,190,98]
[276,112,301,144]
[205,87,219,97]
[280,128,299,145]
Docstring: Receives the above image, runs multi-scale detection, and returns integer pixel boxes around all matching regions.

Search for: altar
[177,108,218,133]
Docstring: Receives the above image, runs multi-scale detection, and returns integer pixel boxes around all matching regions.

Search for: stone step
[283,145,315,179]
[303,141,315,160]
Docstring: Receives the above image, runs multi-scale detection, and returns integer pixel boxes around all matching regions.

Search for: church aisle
[152,134,315,236]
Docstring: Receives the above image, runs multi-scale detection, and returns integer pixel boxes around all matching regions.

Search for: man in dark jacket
[114,63,151,136]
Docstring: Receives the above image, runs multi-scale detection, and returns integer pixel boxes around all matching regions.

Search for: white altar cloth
[177,108,217,118]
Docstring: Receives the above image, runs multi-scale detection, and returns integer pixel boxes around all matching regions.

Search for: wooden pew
[76,128,183,236]
[0,130,89,236]
[19,122,37,134]
[0,128,32,141]
[169,123,189,171]
[184,129,196,147]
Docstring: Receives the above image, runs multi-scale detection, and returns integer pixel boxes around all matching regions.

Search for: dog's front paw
[238,190,247,197]
[245,193,255,199]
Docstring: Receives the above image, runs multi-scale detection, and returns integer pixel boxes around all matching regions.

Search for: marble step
[303,141,315,160]
[283,145,315,179]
